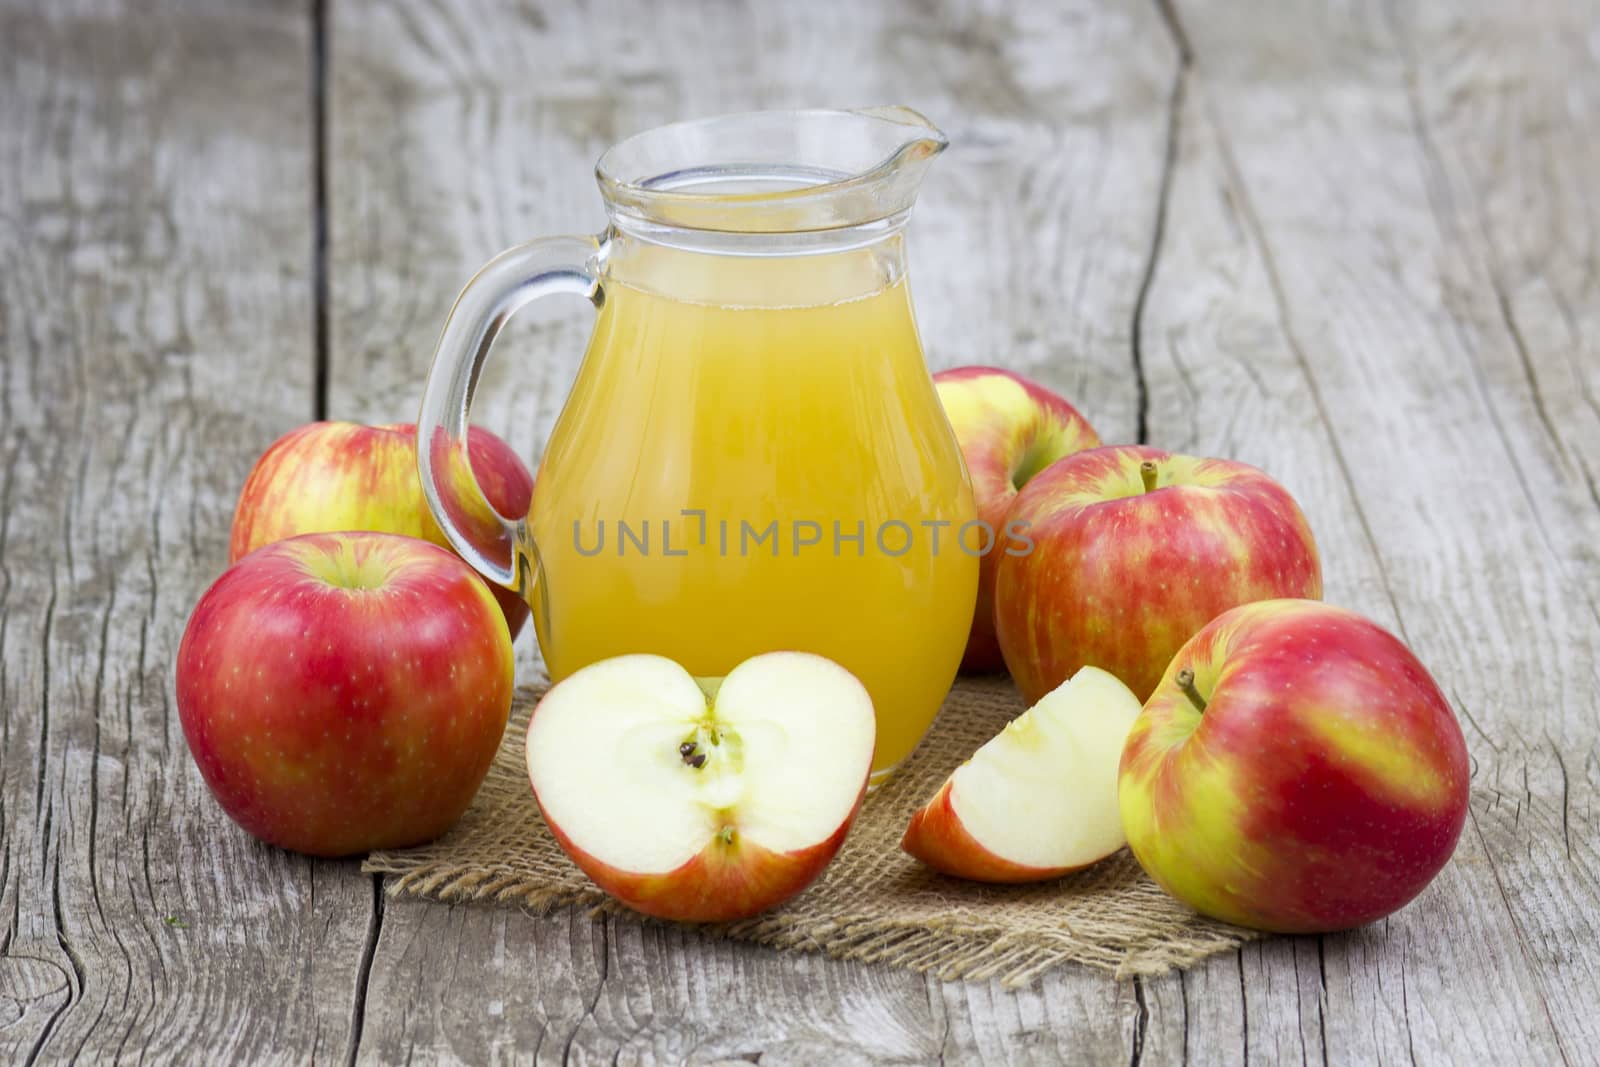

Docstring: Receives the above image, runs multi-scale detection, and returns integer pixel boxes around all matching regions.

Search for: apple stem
[1175,668,1207,714]
[1140,460,1159,494]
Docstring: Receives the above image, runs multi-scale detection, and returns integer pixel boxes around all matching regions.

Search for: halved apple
[526,652,876,922]
[901,666,1141,882]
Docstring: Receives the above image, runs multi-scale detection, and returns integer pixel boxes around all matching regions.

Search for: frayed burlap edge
[365,678,1257,986]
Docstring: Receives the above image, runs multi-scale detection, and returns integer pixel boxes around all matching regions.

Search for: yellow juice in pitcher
[529,243,978,777]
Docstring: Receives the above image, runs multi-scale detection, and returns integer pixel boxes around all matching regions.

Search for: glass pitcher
[418,107,978,781]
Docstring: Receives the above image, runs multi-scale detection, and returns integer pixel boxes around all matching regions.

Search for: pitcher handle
[417,234,605,597]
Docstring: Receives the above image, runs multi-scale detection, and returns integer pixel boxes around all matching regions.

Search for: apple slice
[901,667,1141,882]
[526,651,875,922]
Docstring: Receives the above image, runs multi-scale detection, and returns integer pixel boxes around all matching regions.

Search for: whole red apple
[994,444,1321,702]
[933,366,1100,672]
[176,532,514,856]
[230,421,534,637]
[1119,599,1471,932]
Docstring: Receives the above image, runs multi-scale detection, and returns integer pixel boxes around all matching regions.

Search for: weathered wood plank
[1386,0,1600,1048]
[1391,0,1600,609]
[326,0,1177,1060]
[0,2,377,1062]
[1135,1,1600,1062]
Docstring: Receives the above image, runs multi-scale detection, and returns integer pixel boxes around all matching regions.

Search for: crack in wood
[1549,739,1574,862]
[343,874,385,1067]
[311,0,330,421]
[34,580,56,819]
[1493,284,1572,469]
[925,973,952,1065]
[25,820,84,1067]
[87,580,114,934]
[561,915,609,1066]
[1175,968,1190,1065]
[1397,925,1417,1067]
[1236,949,1249,1063]
[1130,976,1149,1066]
[1463,806,1575,1066]
[1315,938,1328,1066]
[1131,0,1192,447]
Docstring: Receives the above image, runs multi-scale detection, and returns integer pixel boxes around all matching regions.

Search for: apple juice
[528,242,978,779]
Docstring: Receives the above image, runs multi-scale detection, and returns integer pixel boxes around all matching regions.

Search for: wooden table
[3,0,1596,1062]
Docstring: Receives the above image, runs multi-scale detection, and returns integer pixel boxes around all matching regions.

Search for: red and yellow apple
[1119,599,1471,932]
[901,666,1141,882]
[230,421,534,637]
[525,652,875,922]
[994,444,1321,703]
[933,366,1100,672]
[176,532,514,856]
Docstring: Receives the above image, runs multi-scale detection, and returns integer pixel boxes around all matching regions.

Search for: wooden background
[2,0,1597,1062]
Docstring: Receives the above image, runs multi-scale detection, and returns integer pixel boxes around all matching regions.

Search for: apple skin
[994,444,1321,703]
[902,779,1073,883]
[901,665,1140,883]
[229,421,534,638]
[933,366,1100,672]
[537,783,867,924]
[176,532,514,857]
[525,652,876,923]
[1119,599,1471,933]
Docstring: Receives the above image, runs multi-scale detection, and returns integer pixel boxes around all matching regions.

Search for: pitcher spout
[848,105,948,204]
[852,105,949,165]
[596,107,950,235]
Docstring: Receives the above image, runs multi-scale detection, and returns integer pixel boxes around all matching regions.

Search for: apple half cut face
[901,667,1142,882]
[526,652,876,922]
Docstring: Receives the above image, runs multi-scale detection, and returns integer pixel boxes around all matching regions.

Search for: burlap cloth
[364,676,1255,985]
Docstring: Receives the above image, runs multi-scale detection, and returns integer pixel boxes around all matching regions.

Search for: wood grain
[1138,1,1600,1061]
[3,0,1597,1061]
[0,2,377,1063]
